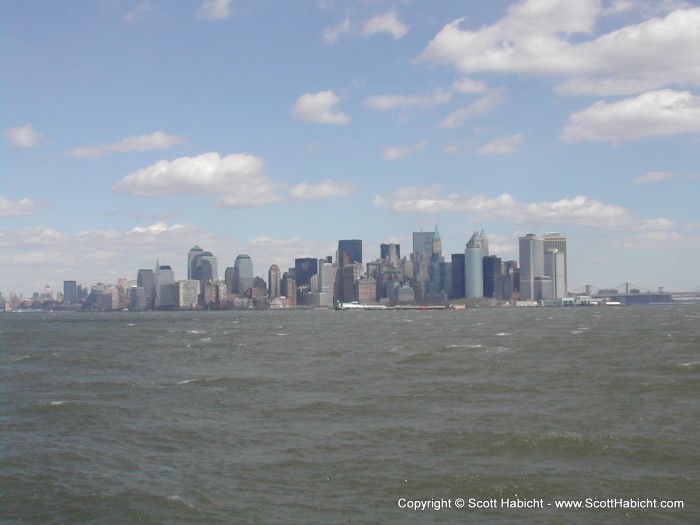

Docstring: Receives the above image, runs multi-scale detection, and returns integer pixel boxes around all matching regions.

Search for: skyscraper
[191,250,218,283]
[233,254,254,294]
[465,230,488,298]
[338,239,362,268]
[519,233,567,300]
[380,243,400,266]
[294,257,318,287]
[542,233,568,295]
[137,269,155,309]
[187,245,204,280]
[63,280,77,304]
[483,255,503,299]
[451,254,465,299]
[412,231,434,262]
[154,263,176,309]
[519,234,544,301]
[268,264,281,299]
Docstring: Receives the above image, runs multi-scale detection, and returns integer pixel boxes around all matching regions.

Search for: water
[2,306,699,524]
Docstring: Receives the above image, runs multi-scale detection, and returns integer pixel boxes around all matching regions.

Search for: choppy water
[1,306,699,524]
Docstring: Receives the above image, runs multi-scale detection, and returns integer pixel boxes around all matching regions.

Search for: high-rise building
[268,264,281,299]
[137,269,156,310]
[483,255,503,299]
[465,231,488,298]
[294,257,318,287]
[432,227,442,258]
[281,272,297,306]
[154,263,177,309]
[191,250,218,284]
[451,254,465,299]
[338,239,362,268]
[519,233,567,300]
[225,267,235,294]
[129,286,147,311]
[178,280,200,309]
[187,245,204,280]
[542,233,568,295]
[63,280,77,304]
[233,254,254,294]
[380,243,400,266]
[413,231,435,263]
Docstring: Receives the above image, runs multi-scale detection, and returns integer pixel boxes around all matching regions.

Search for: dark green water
[2,306,699,524]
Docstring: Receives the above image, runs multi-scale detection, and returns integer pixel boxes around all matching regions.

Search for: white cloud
[323,18,351,44]
[290,179,356,199]
[383,139,428,160]
[0,222,216,292]
[67,131,186,158]
[439,88,507,128]
[124,0,159,22]
[419,1,700,97]
[5,124,42,148]
[373,186,672,230]
[323,11,409,44]
[477,134,525,156]
[195,0,232,20]
[633,171,675,184]
[112,152,281,207]
[452,78,489,94]
[364,90,452,110]
[561,90,700,143]
[362,12,409,40]
[0,197,38,217]
[292,90,352,125]
[247,236,336,268]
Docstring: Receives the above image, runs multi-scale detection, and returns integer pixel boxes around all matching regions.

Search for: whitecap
[496,332,510,336]
[7,355,30,362]
[168,495,194,508]
[678,361,700,368]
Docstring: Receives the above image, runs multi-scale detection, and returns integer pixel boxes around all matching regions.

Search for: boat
[335,301,387,310]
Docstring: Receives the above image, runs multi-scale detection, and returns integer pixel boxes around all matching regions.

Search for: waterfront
[2,306,699,524]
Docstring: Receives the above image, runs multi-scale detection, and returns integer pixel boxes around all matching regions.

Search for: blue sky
[2,0,699,296]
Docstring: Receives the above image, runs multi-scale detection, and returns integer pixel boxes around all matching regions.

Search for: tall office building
[187,245,204,279]
[519,233,567,300]
[294,257,318,287]
[191,250,218,284]
[63,280,77,304]
[178,280,201,309]
[542,233,568,295]
[268,264,281,299]
[380,243,400,266]
[154,263,177,309]
[224,266,235,294]
[432,227,442,258]
[483,255,503,299]
[338,239,362,268]
[137,269,156,309]
[412,230,435,262]
[465,231,488,298]
[451,254,465,299]
[233,254,254,294]
[129,286,147,311]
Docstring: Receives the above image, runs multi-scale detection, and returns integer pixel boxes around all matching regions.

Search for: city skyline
[3,0,699,295]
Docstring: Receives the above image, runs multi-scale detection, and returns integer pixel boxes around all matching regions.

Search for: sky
[2,0,700,296]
